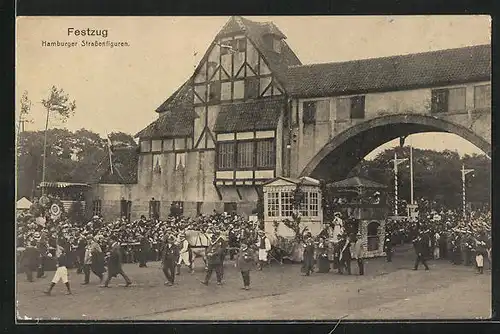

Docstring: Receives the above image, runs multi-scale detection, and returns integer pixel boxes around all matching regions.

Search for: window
[245,77,259,99]
[303,101,316,124]
[140,140,151,152]
[220,41,232,55]
[299,192,309,217]
[151,139,162,152]
[152,154,162,173]
[175,153,186,170]
[431,89,448,114]
[221,82,232,101]
[149,199,160,220]
[120,199,132,222]
[474,84,491,109]
[170,201,184,217]
[232,38,246,52]
[208,82,221,102]
[174,138,186,151]
[162,139,173,151]
[92,199,101,217]
[267,192,279,217]
[237,142,254,168]
[280,191,293,217]
[196,202,203,216]
[309,192,319,216]
[273,39,282,53]
[350,96,365,119]
[224,202,238,214]
[448,87,466,112]
[256,140,275,168]
[217,142,235,169]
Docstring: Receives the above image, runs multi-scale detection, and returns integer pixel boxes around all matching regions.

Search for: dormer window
[273,39,282,53]
[263,34,282,53]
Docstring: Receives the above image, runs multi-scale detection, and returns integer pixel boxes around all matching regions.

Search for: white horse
[184,230,228,269]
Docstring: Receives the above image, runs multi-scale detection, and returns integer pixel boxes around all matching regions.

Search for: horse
[184,230,228,269]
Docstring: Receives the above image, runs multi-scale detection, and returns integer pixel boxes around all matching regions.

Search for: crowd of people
[17,195,491,295]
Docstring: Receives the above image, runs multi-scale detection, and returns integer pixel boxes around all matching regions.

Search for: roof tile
[285,44,490,97]
[215,98,284,133]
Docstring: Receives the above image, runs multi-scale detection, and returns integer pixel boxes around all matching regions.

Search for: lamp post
[461,164,474,218]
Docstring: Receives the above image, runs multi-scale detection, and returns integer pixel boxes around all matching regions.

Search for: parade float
[323,177,388,258]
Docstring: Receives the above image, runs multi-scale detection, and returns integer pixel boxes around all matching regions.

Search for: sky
[16,16,491,158]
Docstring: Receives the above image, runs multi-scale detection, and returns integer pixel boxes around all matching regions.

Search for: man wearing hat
[351,233,364,275]
[161,235,179,286]
[412,234,430,271]
[44,242,72,296]
[176,232,193,274]
[201,234,224,286]
[338,234,352,275]
[235,243,255,290]
[82,235,105,285]
[255,230,271,271]
[19,240,40,282]
[102,235,132,287]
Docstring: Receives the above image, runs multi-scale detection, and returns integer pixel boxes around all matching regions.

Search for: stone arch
[300,114,491,181]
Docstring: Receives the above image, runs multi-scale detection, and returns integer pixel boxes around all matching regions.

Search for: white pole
[410,143,414,205]
[462,164,466,219]
[394,151,398,216]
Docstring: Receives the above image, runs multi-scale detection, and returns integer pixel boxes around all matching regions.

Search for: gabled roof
[98,147,138,184]
[236,16,302,84]
[215,98,284,133]
[135,107,196,139]
[263,176,320,187]
[285,44,491,98]
[327,177,387,189]
[155,79,193,113]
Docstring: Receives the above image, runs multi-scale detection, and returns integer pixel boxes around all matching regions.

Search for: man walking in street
[255,230,271,271]
[162,235,179,286]
[82,235,104,285]
[176,232,193,274]
[201,235,224,286]
[384,230,393,262]
[413,234,430,271]
[19,240,40,282]
[351,233,364,275]
[102,236,132,288]
[339,235,352,275]
[44,243,72,296]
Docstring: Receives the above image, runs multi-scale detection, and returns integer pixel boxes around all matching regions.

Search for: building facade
[91,16,491,222]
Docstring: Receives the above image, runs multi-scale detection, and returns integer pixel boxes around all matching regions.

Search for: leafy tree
[40,86,77,193]
[16,129,137,200]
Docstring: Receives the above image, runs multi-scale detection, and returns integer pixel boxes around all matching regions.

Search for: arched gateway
[299,113,491,182]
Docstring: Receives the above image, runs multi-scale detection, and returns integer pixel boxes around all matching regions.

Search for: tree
[41,86,76,195]
[15,129,138,199]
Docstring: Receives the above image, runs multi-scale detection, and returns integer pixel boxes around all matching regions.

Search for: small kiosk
[262,176,323,238]
[325,177,388,258]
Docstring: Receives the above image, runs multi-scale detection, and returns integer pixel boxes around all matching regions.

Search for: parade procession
[16,16,491,320]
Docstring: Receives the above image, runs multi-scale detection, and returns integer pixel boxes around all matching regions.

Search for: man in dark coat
[201,235,224,286]
[413,234,430,270]
[236,243,254,290]
[19,241,40,282]
[36,237,48,278]
[302,233,315,276]
[102,236,132,287]
[339,235,352,275]
[138,234,150,268]
[162,235,179,286]
[228,227,238,260]
[76,236,87,274]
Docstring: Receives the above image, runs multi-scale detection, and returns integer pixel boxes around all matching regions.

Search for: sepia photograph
[15,15,491,321]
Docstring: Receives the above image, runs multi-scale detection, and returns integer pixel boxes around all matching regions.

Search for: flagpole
[105,130,114,175]
[394,151,398,216]
[410,141,414,205]
[461,164,474,219]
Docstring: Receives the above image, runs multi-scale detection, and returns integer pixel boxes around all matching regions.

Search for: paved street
[16,246,491,321]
